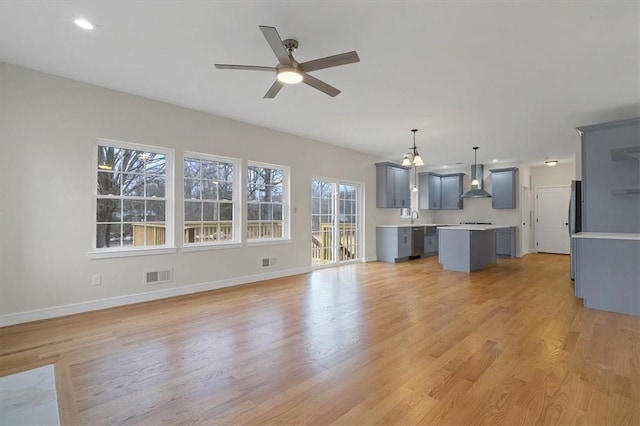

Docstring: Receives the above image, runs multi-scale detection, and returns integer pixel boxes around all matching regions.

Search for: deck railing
[312,223,357,264]
[132,222,357,263]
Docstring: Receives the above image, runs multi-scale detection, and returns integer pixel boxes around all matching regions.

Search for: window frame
[89,138,176,259]
[246,160,291,244]
[182,151,242,249]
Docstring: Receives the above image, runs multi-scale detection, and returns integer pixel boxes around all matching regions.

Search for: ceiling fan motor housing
[283,39,298,53]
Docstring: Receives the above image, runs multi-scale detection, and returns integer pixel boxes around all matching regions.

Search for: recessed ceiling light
[545,160,559,166]
[492,159,498,163]
[74,18,94,30]
[443,165,448,168]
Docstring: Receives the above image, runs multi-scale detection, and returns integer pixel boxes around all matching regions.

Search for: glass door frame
[311,176,363,269]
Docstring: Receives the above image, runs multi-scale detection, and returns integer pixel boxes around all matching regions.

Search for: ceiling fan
[215,25,360,98]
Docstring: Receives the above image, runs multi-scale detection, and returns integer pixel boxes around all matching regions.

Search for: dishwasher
[411,226,425,258]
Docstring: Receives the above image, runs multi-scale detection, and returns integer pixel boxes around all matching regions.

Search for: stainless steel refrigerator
[569,180,582,280]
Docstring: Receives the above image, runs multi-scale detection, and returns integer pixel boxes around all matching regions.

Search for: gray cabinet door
[491,169,517,209]
[418,172,431,209]
[385,166,396,206]
[428,174,441,209]
[496,230,511,256]
[397,228,411,258]
[495,227,516,257]
[425,235,438,254]
[394,167,411,208]
[440,175,463,210]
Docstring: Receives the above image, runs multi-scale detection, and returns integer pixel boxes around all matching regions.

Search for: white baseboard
[0,266,312,327]
[364,256,377,262]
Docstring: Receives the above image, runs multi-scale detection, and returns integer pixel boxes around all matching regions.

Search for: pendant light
[471,147,480,187]
[402,129,424,166]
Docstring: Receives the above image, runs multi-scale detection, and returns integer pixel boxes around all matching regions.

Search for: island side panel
[576,238,640,316]
[439,229,471,272]
[470,229,497,271]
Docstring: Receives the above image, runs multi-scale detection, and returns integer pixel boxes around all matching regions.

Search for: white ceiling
[1,1,638,168]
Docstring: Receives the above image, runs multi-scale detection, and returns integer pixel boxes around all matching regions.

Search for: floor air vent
[144,268,172,285]
[261,257,277,267]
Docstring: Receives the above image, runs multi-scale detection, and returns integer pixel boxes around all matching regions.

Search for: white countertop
[571,232,640,241]
[376,224,453,228]
[438,225,513,231]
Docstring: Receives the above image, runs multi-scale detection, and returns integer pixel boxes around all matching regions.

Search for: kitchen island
[437,225,506,272]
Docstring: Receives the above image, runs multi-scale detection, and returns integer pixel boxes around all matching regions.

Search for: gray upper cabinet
[419,173,440,209]
[490,168,518,209]
[375,162,411,208]
[419,172,464,210]
[440,174,464,209]
[578,117,640,233]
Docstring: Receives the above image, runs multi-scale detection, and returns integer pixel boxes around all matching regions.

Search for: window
[184,153,240,245]
[247,161,289,241]
[93,140,173,253]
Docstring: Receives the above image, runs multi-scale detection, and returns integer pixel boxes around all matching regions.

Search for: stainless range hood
[461,147,492,198]
[461,164,492,198]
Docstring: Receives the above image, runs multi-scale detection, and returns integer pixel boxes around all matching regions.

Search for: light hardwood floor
[1,254,638,425]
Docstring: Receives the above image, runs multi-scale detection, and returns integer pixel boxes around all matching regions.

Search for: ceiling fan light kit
[276,67,303,84]
[215,25,359,98]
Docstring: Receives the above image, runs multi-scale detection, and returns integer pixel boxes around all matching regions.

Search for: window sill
[245,238,291,247]
[88,247,178,259]
[182,242,244,252]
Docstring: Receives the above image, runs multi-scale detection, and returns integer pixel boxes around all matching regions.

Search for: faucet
[410,210,419,224]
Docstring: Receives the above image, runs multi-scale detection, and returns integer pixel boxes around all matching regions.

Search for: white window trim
[88,247,178,260]
[183,151,242,247]
[247,160,291,242]
[89,138,175,258]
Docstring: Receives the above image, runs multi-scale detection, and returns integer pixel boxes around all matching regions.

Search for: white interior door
[536,186,571,254]
[521,185,531,255]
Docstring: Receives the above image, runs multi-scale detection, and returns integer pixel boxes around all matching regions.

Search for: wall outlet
[91,274,101,286]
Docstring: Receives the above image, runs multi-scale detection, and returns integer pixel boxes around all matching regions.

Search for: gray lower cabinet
[490,168,518,209]
[418,172,464,210]
[495,227,516,258]
[376,162,411,208]
[376,226,412,262]
[424,234,438,255]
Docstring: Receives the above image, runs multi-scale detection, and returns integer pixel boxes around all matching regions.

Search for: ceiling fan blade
[302,74,341,97]
[259,26,292,65]
[215,64,277,72]
[299,51,360,72]
[264,80,284,99]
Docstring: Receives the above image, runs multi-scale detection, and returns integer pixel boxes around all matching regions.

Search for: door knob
[564,222,568,225]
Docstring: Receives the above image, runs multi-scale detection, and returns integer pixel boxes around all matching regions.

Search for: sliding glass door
[311,179,361,266]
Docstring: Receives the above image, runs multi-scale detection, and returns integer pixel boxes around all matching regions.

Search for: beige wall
[0,63,394,323]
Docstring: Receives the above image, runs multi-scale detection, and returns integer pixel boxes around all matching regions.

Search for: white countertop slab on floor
[437,225,515,231]
[572,232,640,241]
